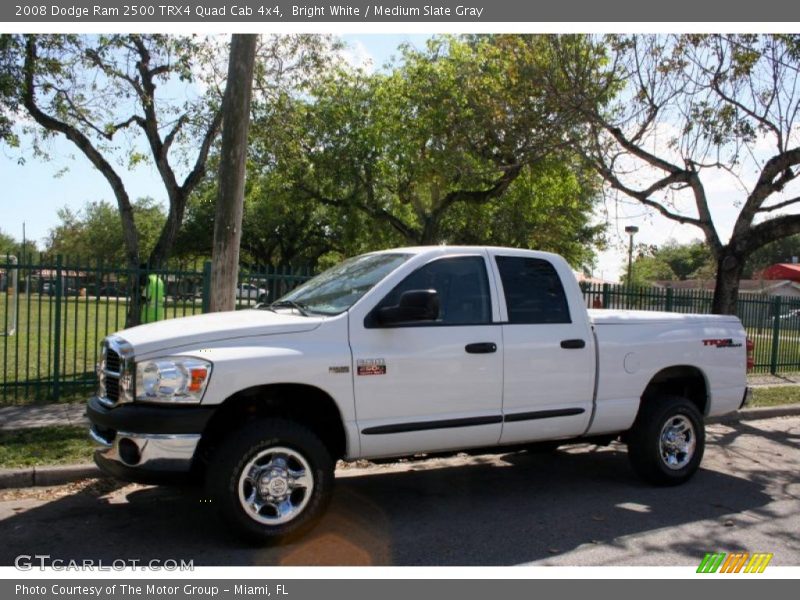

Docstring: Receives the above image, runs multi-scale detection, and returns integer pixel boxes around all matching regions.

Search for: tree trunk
[711,247,745,315]
[148,190,187,267]
[209,34,258,313]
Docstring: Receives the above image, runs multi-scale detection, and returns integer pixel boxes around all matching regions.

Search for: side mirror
[376,289,440,325]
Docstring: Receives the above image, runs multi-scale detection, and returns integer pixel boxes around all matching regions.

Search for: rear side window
[495,256,571,324]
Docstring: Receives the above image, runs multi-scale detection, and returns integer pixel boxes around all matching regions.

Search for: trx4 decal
[702,338,742,348]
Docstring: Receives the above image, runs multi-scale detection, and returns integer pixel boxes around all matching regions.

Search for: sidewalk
[0,402,87,431]
[747,372,800,386]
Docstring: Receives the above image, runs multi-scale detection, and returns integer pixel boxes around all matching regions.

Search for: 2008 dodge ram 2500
[87,246,750,541]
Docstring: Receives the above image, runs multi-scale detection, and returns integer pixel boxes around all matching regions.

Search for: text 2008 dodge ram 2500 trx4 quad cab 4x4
[88,246,750,541]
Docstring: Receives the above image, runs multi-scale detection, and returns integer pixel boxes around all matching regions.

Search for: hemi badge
[329,366,350,374]
[357,358,387,376]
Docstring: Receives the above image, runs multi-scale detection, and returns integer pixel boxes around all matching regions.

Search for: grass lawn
[0,425,94,468]
[0,293,202,404]
[750,386,800,407]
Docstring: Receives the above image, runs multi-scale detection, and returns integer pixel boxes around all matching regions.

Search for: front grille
[99,338,132,406]
[105,376,120,403]
[105,348,121,374]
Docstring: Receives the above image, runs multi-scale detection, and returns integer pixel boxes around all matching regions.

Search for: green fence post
[201,261,212,313]
[602,283,610,309]
[665,288,674,312]
[52,254,63,401]
[770,295,782,375]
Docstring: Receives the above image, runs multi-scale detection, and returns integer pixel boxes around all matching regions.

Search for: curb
[0,464,101,490]
[706,403,800,424]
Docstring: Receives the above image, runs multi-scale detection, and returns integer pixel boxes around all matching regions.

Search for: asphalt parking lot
[1,415,798,567]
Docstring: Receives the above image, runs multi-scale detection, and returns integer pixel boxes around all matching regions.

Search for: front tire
[626,395,705,486]
[207,418,334,543]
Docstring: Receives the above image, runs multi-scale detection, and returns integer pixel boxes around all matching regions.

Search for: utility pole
[209,34,258,312]
[625,225,639,285]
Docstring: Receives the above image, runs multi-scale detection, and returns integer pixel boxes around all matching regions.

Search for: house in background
[653,278,800,298]
[760,263,800,284]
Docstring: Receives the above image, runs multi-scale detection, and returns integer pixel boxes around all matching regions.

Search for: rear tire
[627,395,704,486]
[206,418,334,543]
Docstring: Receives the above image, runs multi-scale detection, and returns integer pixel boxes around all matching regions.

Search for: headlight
[135,357,212,404]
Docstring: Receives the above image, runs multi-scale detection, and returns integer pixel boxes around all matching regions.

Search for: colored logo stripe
[697,553,726,573]
[745,553,773,573]
[697,552,773,573]
[720,553,749,573]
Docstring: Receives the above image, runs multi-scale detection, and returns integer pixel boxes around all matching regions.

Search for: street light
[625,225,639,285]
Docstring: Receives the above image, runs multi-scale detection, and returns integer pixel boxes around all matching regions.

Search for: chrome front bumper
[90,425,200,473]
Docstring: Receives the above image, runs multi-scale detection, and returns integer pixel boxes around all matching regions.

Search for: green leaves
[627,240,715,286]
[246,34,606,262]
[46,198,166,263]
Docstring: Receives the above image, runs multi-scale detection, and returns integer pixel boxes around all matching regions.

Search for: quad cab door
[348,252,504,459]
[490,251,596,444]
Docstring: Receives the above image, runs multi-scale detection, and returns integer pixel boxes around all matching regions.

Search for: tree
[625,240,715,286]
[4,33,337,323]
[176,164,399,268]
[0,230,17,256]
[14,34,221,275]
[209,34,258,313]
[45,198,166,263]
[257,35,605,247]
[0,36,19,146]
[439,158,605,267]
[0,230,38,259]
[554,34,800,314]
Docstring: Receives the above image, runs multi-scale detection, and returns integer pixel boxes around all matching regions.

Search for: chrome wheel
[658,415,696,470]
[237,446,314,525]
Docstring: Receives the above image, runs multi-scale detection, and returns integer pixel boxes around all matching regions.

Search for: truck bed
[586,309,747,436]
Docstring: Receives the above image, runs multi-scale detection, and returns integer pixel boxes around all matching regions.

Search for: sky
[1,34,792,282]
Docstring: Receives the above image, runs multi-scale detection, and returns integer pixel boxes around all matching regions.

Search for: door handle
[560,339,586,349]
[465,342,497,354]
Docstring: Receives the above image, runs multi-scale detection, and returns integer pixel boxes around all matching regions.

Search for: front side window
[495,256,571,324]
[272,253,411,315]
[374,255,492,326]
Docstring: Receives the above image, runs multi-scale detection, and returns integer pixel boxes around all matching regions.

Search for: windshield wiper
[266,300,310,316]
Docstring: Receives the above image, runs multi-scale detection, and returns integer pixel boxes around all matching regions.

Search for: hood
[114,309,325,356]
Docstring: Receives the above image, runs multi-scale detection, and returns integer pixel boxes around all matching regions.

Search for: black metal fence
[3,254,800,405]
[581,282,800,375]
[0,255,312,404]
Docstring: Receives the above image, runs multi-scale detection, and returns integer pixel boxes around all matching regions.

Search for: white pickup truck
[87,246,750,541]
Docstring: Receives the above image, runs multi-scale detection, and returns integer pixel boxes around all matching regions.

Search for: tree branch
[181,110,222,193]
[756,195,800,213]
[596,163,702,226]
[431,164,523,223]
[162,115,188,154]
[735,147,800,235]
[22,35,140,266]
[602,121,684,175]
[743,213,800,255]
[710,63,783,148]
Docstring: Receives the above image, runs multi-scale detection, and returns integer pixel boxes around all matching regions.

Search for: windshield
[269,253,412,315]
